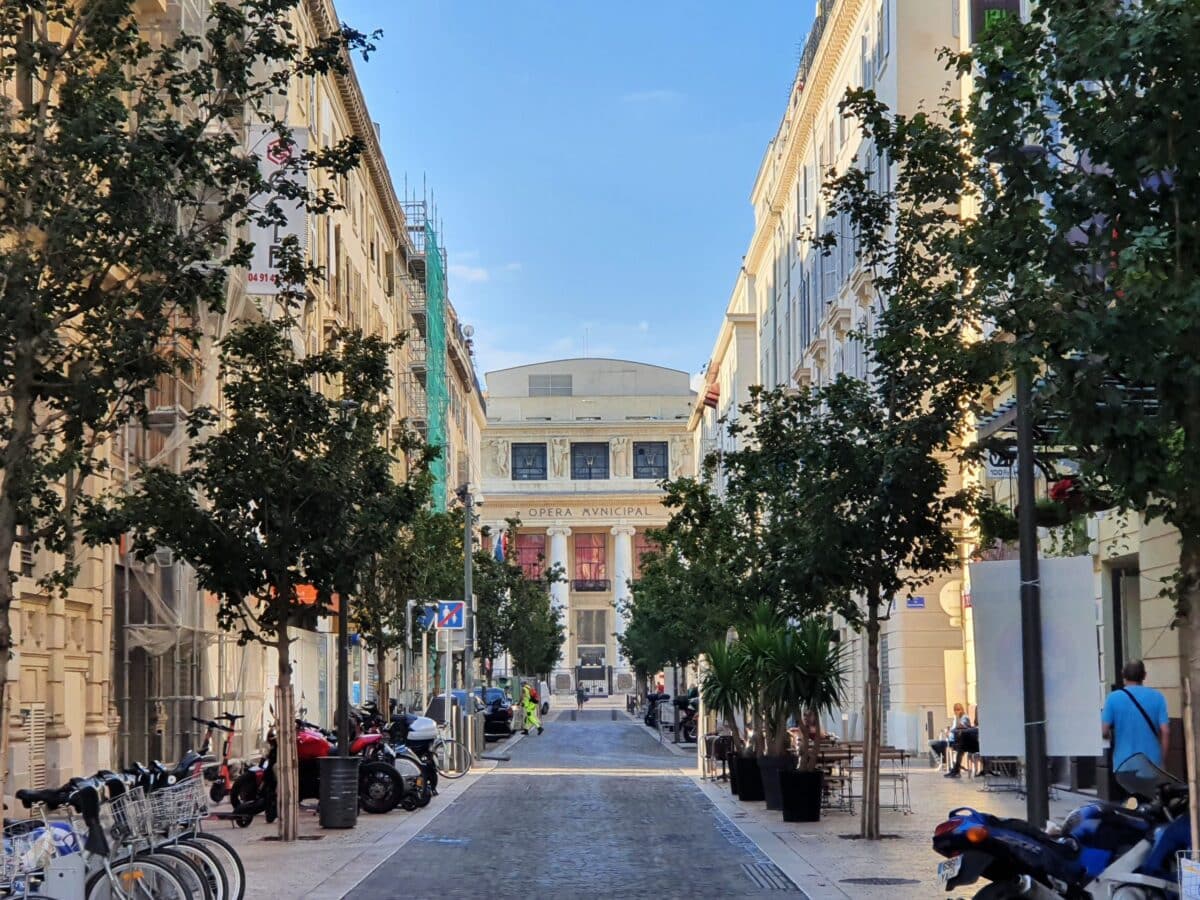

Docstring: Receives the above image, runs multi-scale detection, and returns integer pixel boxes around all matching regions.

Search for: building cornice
[744,0,865,275]
[304,0,407,241]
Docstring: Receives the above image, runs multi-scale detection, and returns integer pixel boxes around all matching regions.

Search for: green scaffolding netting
[424,221,448,510]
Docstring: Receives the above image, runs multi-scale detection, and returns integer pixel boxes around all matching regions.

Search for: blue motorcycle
[931,752,1190,899]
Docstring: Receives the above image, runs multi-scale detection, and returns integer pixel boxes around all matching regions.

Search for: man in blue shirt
[1102,660,1169,770]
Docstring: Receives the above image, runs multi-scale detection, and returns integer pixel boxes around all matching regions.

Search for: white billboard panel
[970,556,1102,758]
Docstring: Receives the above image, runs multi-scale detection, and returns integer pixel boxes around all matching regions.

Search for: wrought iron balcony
[572,579,611,592]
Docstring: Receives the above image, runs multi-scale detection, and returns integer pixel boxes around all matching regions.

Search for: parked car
[425,691,487,727]
[475,687,514,738]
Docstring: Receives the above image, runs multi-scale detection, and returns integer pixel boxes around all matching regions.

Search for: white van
[538,680,551,716]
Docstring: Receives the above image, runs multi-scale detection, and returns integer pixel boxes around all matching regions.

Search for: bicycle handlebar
[192,716,233,732]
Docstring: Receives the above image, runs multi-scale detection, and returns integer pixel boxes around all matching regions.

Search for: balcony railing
[572,579,611,592]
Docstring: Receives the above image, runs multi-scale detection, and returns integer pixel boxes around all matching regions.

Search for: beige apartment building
[695,0,967,748]
[481,360,695,696]
[960,0,1187,791]
[5,0,484,794]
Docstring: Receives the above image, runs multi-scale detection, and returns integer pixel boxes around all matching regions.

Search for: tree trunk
[275,631,299,841]
[1179,534,1200,858]
[375,643,388,713]
[861,599,882,840]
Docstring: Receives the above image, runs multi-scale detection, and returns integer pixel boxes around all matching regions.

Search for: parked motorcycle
[932,752,1190,898]
[673,694,699,743]
[643,692,670,728]
[229,719,403,827]
[348,704,434,810]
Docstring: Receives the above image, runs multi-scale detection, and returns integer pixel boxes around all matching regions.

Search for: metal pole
[406,600,414,709]
[421,627,428,713]
[443,625,451,725]
[463,492,474,697]
[121,422,131,765]
[337,590,350,756]
[1016,365,1048,826]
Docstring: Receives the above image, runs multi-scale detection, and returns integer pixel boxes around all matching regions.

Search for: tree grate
[840,877,920,885]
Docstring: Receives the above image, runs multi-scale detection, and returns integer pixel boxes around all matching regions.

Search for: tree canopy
[0,0,375,802]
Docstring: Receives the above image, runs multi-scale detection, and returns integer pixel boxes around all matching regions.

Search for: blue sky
[337,1,814,383]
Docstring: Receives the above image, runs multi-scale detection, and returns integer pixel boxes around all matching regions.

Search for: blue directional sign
[437,600,465,630]
[418,605,437,631]
[906,596,926,610]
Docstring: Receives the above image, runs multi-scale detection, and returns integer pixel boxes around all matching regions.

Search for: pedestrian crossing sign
[437,600,465,630]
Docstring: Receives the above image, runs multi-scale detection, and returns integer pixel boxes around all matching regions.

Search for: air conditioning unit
[153,547,175,568]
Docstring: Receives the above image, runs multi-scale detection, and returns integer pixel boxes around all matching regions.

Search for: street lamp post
[463,488,474,697]
[336,400,358,759]
[1015,366,1048,826]
[986,143,1051,827]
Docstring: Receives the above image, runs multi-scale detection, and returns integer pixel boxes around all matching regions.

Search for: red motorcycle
[230,719,403,826]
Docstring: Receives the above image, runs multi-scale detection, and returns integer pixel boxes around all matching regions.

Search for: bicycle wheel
[433,739,471,779]
[85,857,190,900]
[147,847,213,900]
[174,838,229,900]
[188,830,245,900]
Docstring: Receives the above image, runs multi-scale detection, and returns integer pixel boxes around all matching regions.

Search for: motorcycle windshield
[1114,752,1182,799]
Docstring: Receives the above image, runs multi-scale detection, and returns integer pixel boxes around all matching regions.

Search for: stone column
[547,527,572,675]
[611,526,636,671]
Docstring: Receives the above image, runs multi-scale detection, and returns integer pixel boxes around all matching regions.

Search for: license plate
[937,856,962,888]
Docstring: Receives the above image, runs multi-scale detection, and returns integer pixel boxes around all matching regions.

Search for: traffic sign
[437,600,465,630]
[418,605,437,631]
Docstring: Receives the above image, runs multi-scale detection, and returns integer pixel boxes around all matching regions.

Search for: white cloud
[622,88,683,104]
[449,264,489,283]
[636,320,650,333]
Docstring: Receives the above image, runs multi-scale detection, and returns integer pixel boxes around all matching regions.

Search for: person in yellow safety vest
[521,682,543,735]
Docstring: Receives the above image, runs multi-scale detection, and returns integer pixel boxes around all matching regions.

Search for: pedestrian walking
[1103,659,1169,771]
[521,681,543,735]
[576,686,586,711]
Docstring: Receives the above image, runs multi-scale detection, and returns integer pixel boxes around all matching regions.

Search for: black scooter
[644,692,670,727]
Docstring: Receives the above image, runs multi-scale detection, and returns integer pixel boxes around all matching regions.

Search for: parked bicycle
[7,772,244,900]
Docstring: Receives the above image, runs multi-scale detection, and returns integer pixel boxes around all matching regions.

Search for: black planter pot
[758,755,792,811]
[734,756,764,803]
[780,769,823,823]
[730,756,740,796]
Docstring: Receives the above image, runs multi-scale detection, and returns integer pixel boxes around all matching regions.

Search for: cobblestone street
[351,707,801,899]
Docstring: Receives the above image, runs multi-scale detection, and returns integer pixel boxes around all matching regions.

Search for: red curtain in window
[634,532,658,576]
[574,533,607,582]
[515,532,546,580]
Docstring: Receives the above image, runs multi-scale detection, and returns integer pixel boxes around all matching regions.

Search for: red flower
[1048,477,1078,504]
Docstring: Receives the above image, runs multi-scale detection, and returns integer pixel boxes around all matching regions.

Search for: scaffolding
[400,197,449,510]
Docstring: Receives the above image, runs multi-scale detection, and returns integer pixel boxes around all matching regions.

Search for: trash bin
[318,755,360,829]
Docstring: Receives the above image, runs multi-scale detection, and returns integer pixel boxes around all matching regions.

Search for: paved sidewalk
[694,761,1090,898]
[226,730,526,900]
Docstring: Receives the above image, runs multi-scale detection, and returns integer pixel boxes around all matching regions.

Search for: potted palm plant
[700,639,746,797]
[775,618,846,822]
[725,605,784,806]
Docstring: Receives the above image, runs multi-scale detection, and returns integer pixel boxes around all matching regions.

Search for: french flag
[494,531,508,562]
